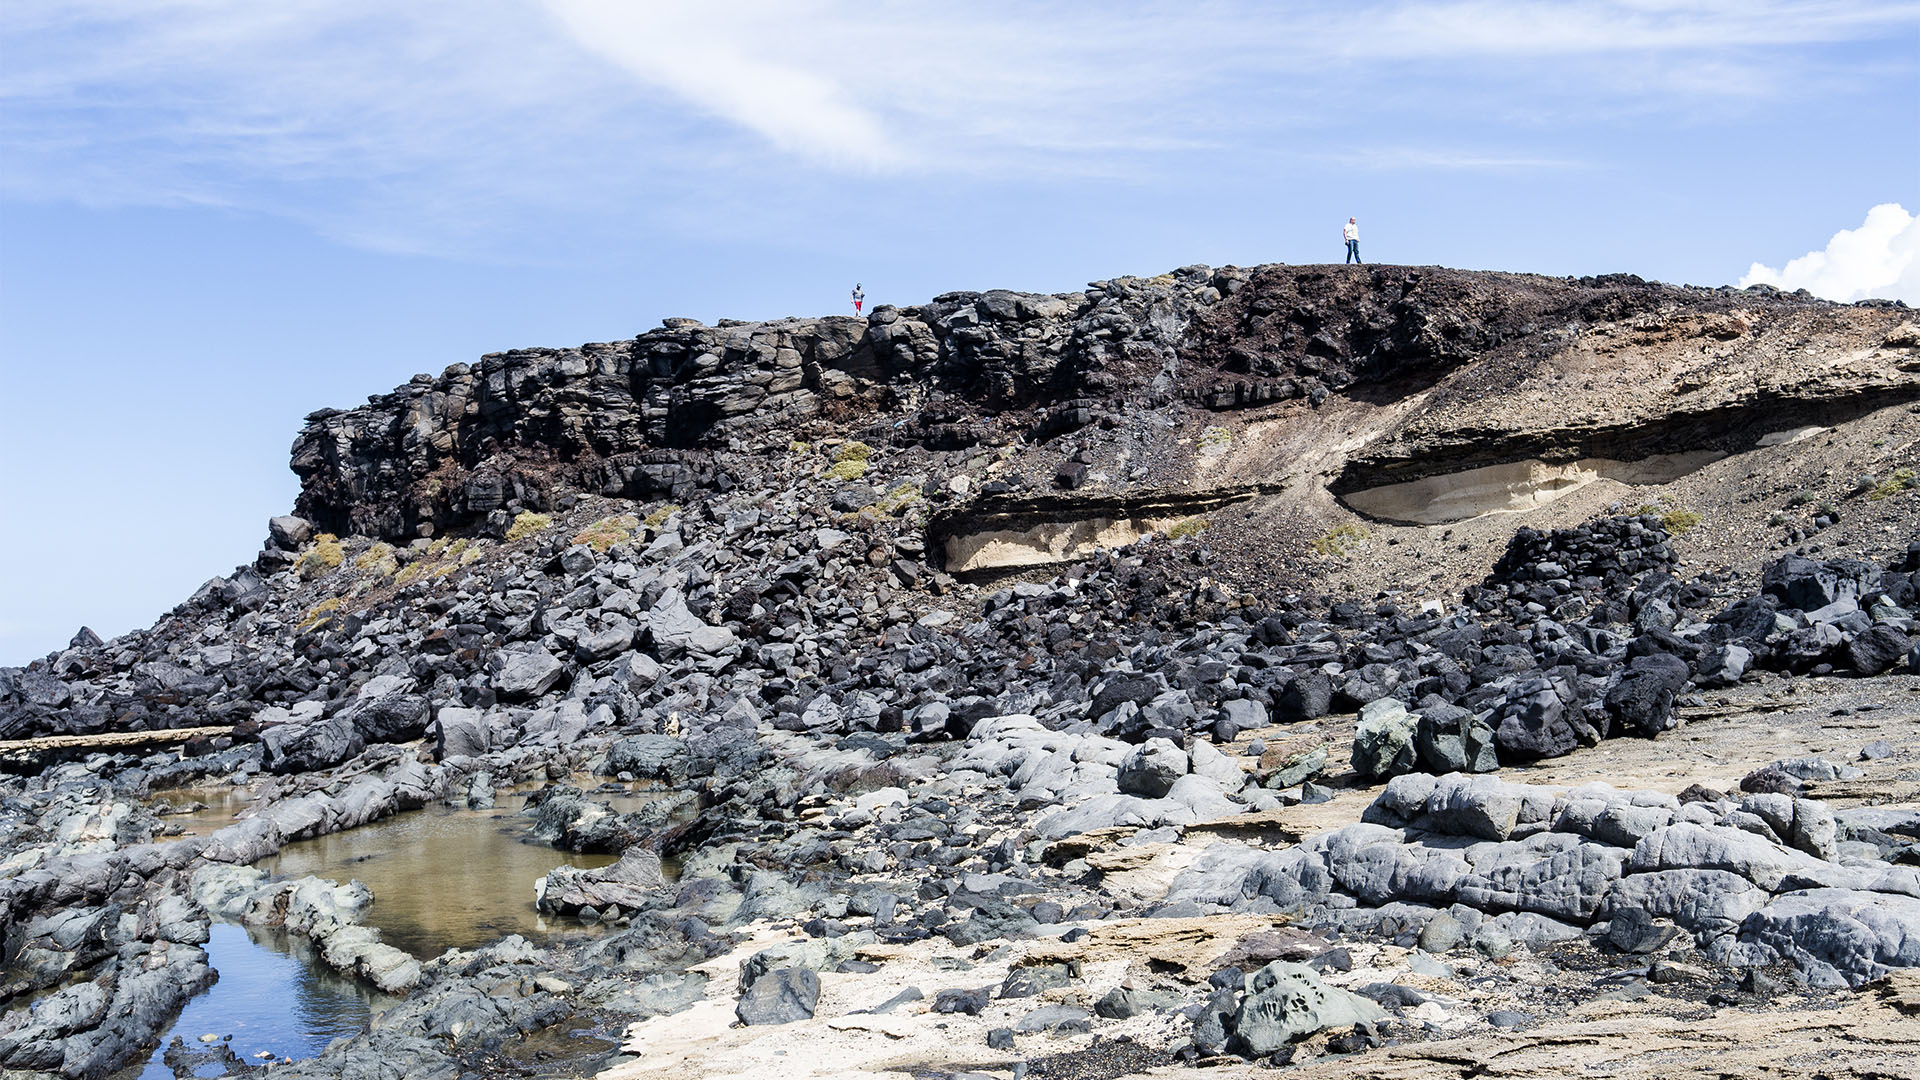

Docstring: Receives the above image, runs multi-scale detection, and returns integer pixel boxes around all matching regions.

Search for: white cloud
[1741,203,1920,304]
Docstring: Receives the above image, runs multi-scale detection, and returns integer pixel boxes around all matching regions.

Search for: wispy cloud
[2,1,1915,254]
[1323,147,1586,171]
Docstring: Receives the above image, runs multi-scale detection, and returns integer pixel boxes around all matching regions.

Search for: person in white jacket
[1343,218,1362,264]
[851,283,866,315]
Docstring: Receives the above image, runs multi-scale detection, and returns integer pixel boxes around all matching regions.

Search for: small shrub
[826,458,869,482]
[574,513,640,552]
[298,596,343,630]
[1312,522,1369,557]
[443,538,469,561]
[505,511,553,542]
[878,482,923,514]
[1768,512,1791,526]
[1867,468,1917,500]
[354,542,397,575]
[1198,426,1233,452]
[1815,499,1839,518]
[642,504,680,529]
[789,440,812,455]
[297,534,344,578]
[394,560,428,588]
[1659,508,1703,534]
[1853,473,1880,495]
[832,440,874,463]
[1166,516,1208,540]
[1786,489,1815,507]
[459,545,485,566]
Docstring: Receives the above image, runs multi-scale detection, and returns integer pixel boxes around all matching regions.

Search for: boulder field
[2,263,1919,1078]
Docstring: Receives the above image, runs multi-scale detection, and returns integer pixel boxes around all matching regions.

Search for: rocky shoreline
[2,263,1918,1078]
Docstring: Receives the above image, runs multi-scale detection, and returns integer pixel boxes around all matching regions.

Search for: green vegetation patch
[832,440,874,463]
[1867,468,1917,500]
[575,513,640,552]
[354,542,397,576]
[641,504,680,529]
[826,458,869,482]
[1198,426,1233,452]
[297,534,344,578]
[1166,516,1208,540]
[1659,508,1703,534]
[1312,522,1369,558]
[878,482,923,514]
[298,596,343,631]
[505,511,553,543]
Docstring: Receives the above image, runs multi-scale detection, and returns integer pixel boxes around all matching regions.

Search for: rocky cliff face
[291,264,1917,548]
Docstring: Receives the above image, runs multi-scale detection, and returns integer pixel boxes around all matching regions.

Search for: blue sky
[2,1,1917,663]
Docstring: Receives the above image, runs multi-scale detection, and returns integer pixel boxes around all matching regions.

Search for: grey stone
[934,987,992,1015]
[1417,910,1465,952]
[1276,673,1332,722]
[1118,738,1188,798]
[268,515,314,549]
[1093,985,1181,1019]
[1604,907,1679,953]
[1351,699,1419,780]
[1630,822,1835,892]
[1605,652,1690,736]
[1014,1004,1090,1033]
[1738,888,1920,988]
[1415,703,1498,774]
[1602,870,1768,937]
[431,707,489,761]
[1693,644,1751,688]
[1327,841,1469,906]
[606,734,690,784]
[536,850,672,915]
[1453,834,1626,923]
[1227,961,1385,1057]
[260,717,364,775]
[1847,625,1912,675]
[736,967,820,1025]
[489,647,566,700]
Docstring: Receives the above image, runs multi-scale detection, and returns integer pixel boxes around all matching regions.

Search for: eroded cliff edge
[290,264,1919,557]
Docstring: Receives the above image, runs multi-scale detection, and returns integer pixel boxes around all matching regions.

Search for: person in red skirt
[851,283,865,315]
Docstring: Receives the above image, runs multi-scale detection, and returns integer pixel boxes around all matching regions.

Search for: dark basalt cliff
[293,264,1910,543]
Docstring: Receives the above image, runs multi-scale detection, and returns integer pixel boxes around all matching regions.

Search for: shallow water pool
[136,921,392,1079]
[255,802,626,958]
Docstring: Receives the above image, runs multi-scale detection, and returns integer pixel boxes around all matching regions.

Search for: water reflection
[257,804,622,959]
[137,922,393,1079]
[149,784,255,838]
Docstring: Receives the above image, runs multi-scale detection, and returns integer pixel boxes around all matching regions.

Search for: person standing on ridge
[851,283,865,315]
[1343,218,1362,264]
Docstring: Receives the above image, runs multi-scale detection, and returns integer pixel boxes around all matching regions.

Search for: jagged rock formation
[286,265,1920,545]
